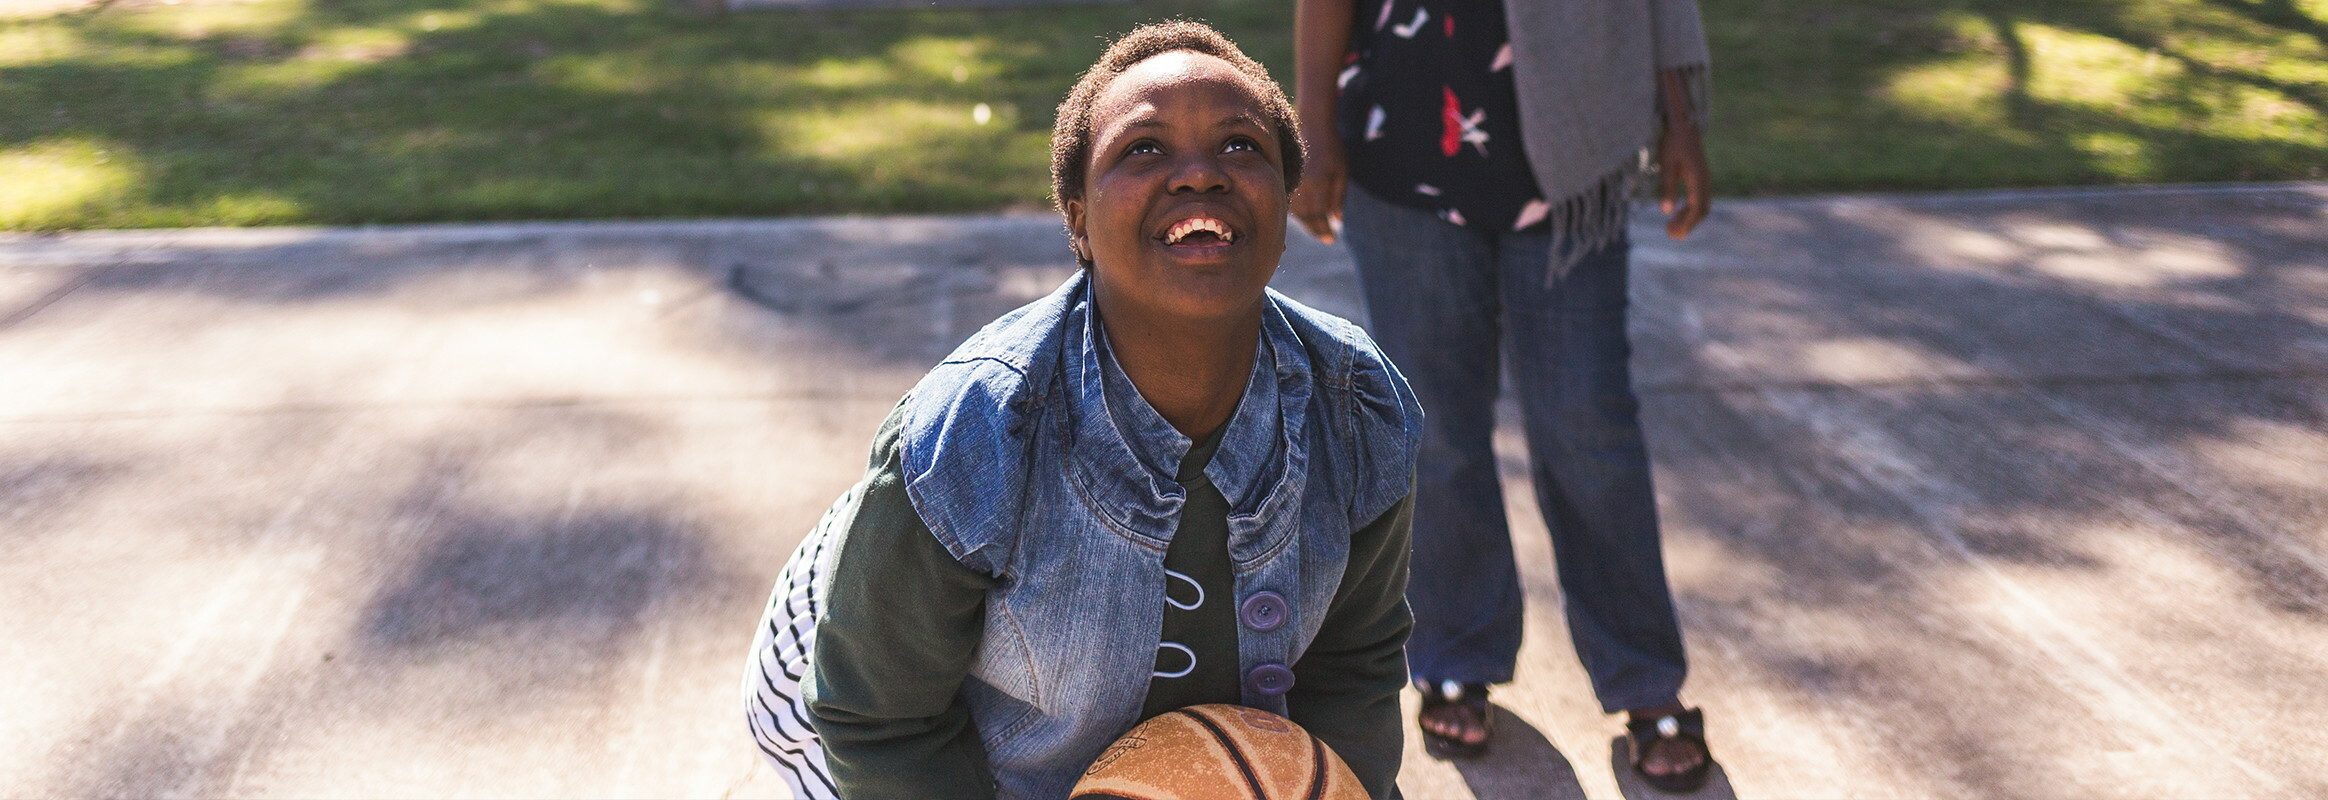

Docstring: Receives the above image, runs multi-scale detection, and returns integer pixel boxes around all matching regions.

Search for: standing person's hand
[1292,127,1348,245]
[1292,0,1354,245]
[1656,69,1711,240]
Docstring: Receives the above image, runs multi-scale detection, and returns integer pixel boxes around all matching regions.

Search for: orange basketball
[1070,704,1370,800]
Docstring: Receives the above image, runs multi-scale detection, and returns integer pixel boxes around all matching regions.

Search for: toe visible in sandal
[1625,707,1715,794]
[1416,679,1493,761]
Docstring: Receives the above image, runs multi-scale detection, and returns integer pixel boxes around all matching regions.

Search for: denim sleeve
[1288,493,1415,799]
[806,413,999,800]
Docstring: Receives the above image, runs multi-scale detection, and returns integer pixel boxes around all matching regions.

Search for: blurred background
[3,1,2325,799]
[2,0,2322,229]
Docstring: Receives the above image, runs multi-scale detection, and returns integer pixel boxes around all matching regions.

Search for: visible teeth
[1165,217,1234,245]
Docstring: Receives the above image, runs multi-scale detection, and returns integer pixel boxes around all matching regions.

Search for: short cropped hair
[1049,21,1306,241]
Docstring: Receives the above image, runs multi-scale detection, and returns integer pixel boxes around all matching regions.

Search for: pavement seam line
[5,368,2323,425]
[1643,367,2328,396]
[0,182,2316,253]
[0,392,910,424]
[0,264,104,331]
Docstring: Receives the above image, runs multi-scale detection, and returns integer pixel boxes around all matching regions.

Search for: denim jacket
[883,272,1420,797]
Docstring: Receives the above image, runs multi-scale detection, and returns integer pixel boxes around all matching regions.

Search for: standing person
[743,21,1422,800]
[1291,0,1716,792]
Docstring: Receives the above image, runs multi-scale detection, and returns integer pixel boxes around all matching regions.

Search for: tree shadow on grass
[1991,0,2328,115]
[3,76,2324,792]
[2207,0,2328,48]
[1708,0,2326,195]
[3,0,2324,227]
[0,0,1298,229]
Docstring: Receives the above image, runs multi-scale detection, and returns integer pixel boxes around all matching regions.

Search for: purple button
[1239,591,1288,632]
[1245,662,1295,697]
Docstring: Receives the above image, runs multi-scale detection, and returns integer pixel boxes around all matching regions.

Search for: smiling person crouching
[742,21,1422,800]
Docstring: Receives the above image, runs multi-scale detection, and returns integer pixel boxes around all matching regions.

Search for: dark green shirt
[1140,428,1242,719]
[806,407,1415,799]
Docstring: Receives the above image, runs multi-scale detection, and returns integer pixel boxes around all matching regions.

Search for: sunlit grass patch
[786,56,891,91]
[292,27,415,63]
[535,53,689,94]
[1878,13,2324,180]
[0,139,140,229]
[1715,0,2327,192]
[188,191,309,226]
[0,22,90,66]
[0,0,2320,229]
[106,0,310,41]
[762,97,1051,208]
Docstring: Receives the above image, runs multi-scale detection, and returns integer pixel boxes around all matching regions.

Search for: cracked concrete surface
[2,182,2323,799]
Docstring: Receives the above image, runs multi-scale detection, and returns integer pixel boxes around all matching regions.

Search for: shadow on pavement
[357,503,714,652]
[1617,189,2328,797]
[0,455,126,547]
[7,186,2326,797]
[1442,704,1590,800]
[1607,736,1738,800]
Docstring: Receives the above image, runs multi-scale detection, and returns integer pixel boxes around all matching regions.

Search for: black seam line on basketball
[1304,736,1326,800]
[1176,709,1269,800]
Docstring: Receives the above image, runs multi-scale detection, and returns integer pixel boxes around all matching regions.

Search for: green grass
[1,0,2323,229]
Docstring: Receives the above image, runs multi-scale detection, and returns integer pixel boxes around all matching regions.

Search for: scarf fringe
[1544,166,1635,283]
[1546,62,1710,284]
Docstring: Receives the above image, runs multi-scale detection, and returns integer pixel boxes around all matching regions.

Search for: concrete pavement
[2,182,2323,798]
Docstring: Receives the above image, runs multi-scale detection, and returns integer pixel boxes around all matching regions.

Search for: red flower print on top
[1338,0,1546,231]
[1440,86,1463,157]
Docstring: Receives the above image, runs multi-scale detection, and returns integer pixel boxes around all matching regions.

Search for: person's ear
[1065,197,1090,264]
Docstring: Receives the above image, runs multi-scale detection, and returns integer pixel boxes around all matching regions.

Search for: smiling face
[1067,50,1291,326]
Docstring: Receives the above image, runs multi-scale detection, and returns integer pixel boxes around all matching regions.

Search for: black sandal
[1415,679,1492,760]
[1625,707,1714,794]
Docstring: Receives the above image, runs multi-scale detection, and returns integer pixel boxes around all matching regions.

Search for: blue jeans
[1342,185,1685,713]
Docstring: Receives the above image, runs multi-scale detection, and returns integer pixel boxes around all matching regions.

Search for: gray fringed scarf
[1501,0,1712,277]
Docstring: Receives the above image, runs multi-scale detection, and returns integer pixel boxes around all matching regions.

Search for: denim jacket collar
[877,271,1423,798]
[895,270,1415,581]
[1064,279,1313,559]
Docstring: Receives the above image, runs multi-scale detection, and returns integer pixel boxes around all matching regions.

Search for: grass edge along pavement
[1,0,2323,230]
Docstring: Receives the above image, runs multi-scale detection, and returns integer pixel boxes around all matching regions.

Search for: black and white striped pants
[741,486,855,799]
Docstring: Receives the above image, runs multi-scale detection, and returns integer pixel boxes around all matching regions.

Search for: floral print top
[1335,0,1553,233]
